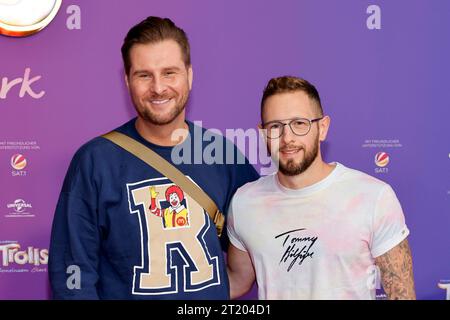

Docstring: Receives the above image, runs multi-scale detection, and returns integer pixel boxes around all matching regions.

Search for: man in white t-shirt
[226,76,416,300]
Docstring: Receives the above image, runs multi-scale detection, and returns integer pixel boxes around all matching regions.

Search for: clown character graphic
[149,185,190,229]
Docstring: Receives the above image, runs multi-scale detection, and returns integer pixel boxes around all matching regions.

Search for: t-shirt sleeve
[226,196,247,252]
[370,184,410,258]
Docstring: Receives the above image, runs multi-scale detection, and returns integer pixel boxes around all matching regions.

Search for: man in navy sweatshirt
[48,16,258,300]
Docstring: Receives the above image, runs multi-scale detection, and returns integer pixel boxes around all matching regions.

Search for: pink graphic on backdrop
[10,153,27,170]
[0,68,45,100]
[375,152,389,167]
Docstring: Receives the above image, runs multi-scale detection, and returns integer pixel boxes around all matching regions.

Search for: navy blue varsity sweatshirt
[49,118,259,299]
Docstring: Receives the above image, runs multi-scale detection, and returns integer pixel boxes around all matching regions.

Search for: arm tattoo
[375,239,416,300]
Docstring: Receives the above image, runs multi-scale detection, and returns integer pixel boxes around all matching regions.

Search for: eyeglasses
[261,117,323,139]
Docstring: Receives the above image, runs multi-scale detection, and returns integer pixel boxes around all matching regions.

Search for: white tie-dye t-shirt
[227,162,409,300]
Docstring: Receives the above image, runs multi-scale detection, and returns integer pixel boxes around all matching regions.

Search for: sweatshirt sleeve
[49,146,101,299]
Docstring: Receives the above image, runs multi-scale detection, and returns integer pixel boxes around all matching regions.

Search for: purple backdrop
[0,0,449,300]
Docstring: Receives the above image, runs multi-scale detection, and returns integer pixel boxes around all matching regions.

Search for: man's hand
[150,186,159,199]
[375,238,416,300]
[227,244,256,299]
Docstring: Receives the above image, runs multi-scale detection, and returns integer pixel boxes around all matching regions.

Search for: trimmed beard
[136,92,189,126]
[278,136,319,176]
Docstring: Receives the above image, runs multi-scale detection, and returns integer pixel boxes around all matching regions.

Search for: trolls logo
[0,0,62,37]
[0,243,48,267]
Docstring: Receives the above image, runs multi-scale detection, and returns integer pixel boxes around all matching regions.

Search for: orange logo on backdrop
[0,0,62,37]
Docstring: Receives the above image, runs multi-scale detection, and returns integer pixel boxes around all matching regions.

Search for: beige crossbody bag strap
[102,131,225,237]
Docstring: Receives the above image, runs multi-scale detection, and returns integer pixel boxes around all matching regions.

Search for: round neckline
[273,162,344,197]
[129,118,194,151]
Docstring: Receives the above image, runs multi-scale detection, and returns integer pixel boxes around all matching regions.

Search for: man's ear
[319,115,331,142]
[187,65,193,90]
[124,73,130,90]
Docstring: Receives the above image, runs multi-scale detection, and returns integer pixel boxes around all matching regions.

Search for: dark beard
[278,138,319,176]
[136,90,189,126]
[138,102,185,125]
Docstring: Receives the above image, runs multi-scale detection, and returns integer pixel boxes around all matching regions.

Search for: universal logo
[5,199,34,218]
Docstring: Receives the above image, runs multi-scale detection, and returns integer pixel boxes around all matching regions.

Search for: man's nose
[281,124,296,144]
[151,75,167,95]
